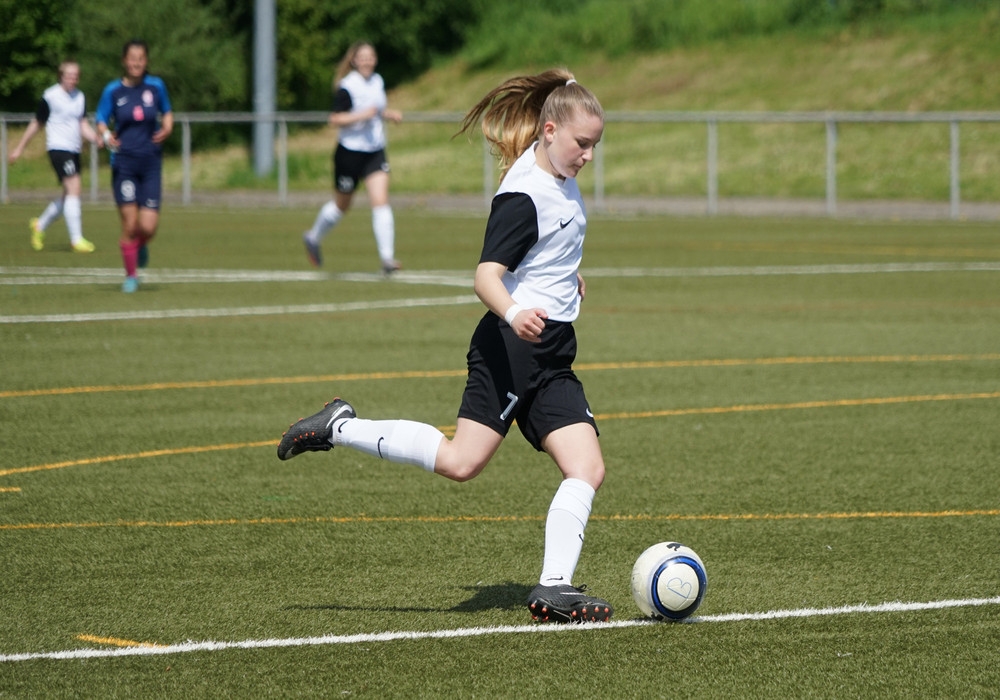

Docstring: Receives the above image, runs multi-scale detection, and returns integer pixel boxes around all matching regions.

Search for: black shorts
[333,145,389,194]
[48,150,81,183]
[457,312,598,452]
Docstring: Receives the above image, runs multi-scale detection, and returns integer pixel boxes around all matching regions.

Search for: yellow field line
[1,390,998,480]
[3,509,998,533]
[0,441,274,477]
[0,487,21,492]
[2,354,998,399]
[76,634,167,649]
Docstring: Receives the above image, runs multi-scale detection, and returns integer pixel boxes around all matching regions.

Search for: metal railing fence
[3,110,999,219]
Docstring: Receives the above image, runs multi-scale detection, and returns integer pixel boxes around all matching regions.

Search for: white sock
[539,478,596,586]
[37,199,63,231]
[371,204,395,263]
[305,201,343,243]
[334,417,443,472]
[63,195,83,244]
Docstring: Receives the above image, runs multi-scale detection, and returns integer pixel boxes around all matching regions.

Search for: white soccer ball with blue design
[631,541,707,621]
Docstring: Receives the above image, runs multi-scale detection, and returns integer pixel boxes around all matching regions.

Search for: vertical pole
[253,0,276,177]
[826,119,837,216]
[90,136,98,203]
[707,119,718,215]
[182,119,192,206]
[483,137,493,210]
[1,119,7,204]
[594,140,605,213]
[278,119,289,205]
[949,120,960,220]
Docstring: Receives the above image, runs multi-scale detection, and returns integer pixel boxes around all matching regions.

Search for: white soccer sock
[37,199,63,231]
[305,201,343,243]
[539,478,596,586]
[334,417,443,472]
[63,195,83,244]
[371,204,395,263]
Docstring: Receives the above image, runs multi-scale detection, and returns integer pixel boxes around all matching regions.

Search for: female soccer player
[278,69,613,623]
[95,39,173,293]
[301,41,403,274]
[8,61,101,253]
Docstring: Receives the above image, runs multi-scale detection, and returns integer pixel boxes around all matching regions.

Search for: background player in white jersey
[8,61,101,253]
[279,70,614,623]
[95,39,173,293]
[302,41,403,274]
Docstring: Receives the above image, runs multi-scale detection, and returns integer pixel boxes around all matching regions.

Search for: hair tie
[566,79,577,86]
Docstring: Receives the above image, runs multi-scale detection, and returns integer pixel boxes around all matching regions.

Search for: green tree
[276,0,486,110]
[0,0,73,109]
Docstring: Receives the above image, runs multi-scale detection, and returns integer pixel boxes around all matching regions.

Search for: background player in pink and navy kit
[95,39,173,293]
[8,61,101,253]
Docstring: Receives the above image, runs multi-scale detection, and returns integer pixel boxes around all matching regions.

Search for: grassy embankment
[4,7,999,203]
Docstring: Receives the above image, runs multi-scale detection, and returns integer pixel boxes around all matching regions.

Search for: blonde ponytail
[458,69,604,180]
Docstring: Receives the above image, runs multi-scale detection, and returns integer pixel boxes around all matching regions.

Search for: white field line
[0,294,481,324]
[2,261,997,324]
[2,261,998,286]
[584,261,1000,278]
[1,596,997,663]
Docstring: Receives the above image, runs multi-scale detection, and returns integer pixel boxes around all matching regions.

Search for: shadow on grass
[283,581,534,614]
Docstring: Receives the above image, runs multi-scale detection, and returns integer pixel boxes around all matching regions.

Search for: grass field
[1,203,999,697]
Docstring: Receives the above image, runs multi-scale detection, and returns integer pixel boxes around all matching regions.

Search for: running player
[301,41,403,275]
[95,39,173,293]
[8,61,101,253]
[278,70,614,623]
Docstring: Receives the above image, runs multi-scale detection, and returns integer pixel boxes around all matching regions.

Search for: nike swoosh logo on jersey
[116,97,129,107]
[558,216,575,229]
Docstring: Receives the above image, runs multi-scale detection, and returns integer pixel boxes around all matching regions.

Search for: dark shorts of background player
[333,145,390,194]
[111,153,163,209]
[458,312,599,452]
[47,150,81,183]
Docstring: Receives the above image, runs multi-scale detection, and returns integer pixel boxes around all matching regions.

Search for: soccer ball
[631,541,707,621]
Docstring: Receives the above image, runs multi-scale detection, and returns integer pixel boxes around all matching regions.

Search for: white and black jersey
[36,82,86,154]
[333,70,389,153]
[479,143,587,323]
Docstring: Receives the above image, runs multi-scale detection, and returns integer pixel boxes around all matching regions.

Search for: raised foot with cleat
[277,398,355,460]
[526,583,613,623]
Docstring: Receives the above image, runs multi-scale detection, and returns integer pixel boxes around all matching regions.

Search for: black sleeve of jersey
[332,88,352,113]
[35,97,51,125]
[478,192,539,271]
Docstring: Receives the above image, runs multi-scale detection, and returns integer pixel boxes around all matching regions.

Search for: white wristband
[503,304,523,325]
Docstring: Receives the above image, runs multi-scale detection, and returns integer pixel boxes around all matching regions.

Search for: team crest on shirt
[142,90,154,106]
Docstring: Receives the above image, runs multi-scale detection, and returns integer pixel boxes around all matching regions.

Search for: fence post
[1,119,8,205]
[482,137,493,209]
[182,119,192,206]
[707,118,718,215]
[90,137,99,203]
[826,119,837,216]
[278,119,288,206]
[594,140,605,212]
[950,120,960,220]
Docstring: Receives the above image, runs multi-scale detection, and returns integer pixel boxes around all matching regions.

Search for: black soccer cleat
[277,398,356,461]
[526,583,614,623]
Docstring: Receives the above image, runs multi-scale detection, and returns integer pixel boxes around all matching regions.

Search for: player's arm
[8,119,41,163]
[79,117,101,147]
[94,81,117,147]
[474,193,547,342]
[327,88,377,127]
[153,111,173,144]
[152,78,173,144]
[474,262,547,343]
